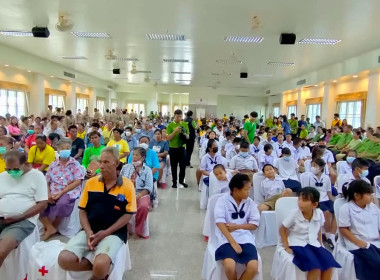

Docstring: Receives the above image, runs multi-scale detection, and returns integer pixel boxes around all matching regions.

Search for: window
[338,101,362,128]
[287,105,296,118]
[0,89,26,117]
[306,104,321,123]
[111,100,118,110]
[76,98,88,113]
[183,105,188,114]
[161,105,168,116]
[126,103,145,116]
[48,95,65,111]
[96,99,105,114]
[273,106,280,117]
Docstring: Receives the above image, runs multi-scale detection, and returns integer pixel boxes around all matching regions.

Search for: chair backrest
[274,197,299,246]
[374,176,380,197]
[252,172,266,203]
[336,174,349,195]
[334,198,347,247]
[207,194,224,248]
[336,161,349,176]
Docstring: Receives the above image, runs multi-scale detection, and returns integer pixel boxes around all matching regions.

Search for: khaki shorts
[64,230,123,264]
[0,219,35,244]
[262,194,282,210]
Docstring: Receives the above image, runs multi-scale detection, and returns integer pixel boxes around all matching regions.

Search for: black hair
[186,110,193,117]
[112,128,124,135]
[139,135,150,143]
[351,158,370,171]
[225,131,231,138]
[282,115,288,122]
[4,150,27,165]
[206,139,217,153]
[91,122,100,129]
[0,127,7,135]
[154,129,162,134]
[250,111,258,118]
[253,136,260,142]
[125,126,133,132]
[213,164,226,172]
[343,179,373,201]
[174,109,183,115]
[65,110,72,116]
[68,125,77,131]
[36,134,48,142]
[299,187,320,203]
[88,131,101,138]
[264,143,273,152]
[133,147,147,159]
[233,137,242,144]
[48,133,60,142]
[240,141,249,149]
[262,163,275,173]
[293,137,301,145]
[312,158,326,169]
[229,173,251,192]
[282,147,291,155]
[311,146,323,160]
[334,113,340,118]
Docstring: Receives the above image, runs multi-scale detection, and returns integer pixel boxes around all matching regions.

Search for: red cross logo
[38,266,49,276]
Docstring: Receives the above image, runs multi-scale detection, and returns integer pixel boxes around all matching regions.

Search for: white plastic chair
[58,199,81,238]
[152,181,159,208]
[336,161,351,176]
[332,198,357,280]
[200,175,209,210]
[271,197,338,280]
[252,172,265,203]
[201,194,263,280]
[0,226,40,280]
[373,176,380,199]
[129,214,150,238]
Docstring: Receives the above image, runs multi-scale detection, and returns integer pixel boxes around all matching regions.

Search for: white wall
[217,95,267,120]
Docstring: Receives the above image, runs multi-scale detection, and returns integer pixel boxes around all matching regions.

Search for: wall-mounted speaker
[279,33,296,45]
[113,69,120,74]
[240,72,248,79]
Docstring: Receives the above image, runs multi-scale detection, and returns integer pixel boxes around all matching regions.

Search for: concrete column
[322,83,337,127]
[66,83,76,112]
[365,73,380,127]
[29,73,45,116]
[280,93,285,115]
[88,88,96,114]
[169,93,173,117]
[297,88,306,117]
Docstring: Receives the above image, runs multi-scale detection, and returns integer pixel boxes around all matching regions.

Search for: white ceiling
[1,0,380,90]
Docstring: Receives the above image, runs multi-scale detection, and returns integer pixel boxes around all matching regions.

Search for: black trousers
[169,147,186,184]
[185,138,196,166]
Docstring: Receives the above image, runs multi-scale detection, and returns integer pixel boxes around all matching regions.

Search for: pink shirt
[7,125,20,135]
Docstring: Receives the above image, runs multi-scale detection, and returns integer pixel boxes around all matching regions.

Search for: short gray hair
[101,147,120,161]
[57,137,72,148]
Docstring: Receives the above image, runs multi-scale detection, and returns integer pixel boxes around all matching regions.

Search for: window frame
[0,89,27,117]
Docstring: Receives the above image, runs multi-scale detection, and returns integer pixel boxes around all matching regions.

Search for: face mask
[0,147,6,155]
[149,123,153,126]
[59,150,71,159]
[125,131,132,137]
[346,157,356,163]
[212,147,218,153]
[132,160,143,167]
[7,169,24,179]
[139,143,149,150]
[235,144,240,150]
[28,130,34,135]
[135,129,141,133]
[360,170,369,178]
[283,156,291,162]
[239,152,249,158]
[311,167,320,175]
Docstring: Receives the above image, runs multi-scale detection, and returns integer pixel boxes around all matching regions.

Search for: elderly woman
[27,134,56,173]
[39,138,85,240]
[149,129,169,188]
[121,147,153,239]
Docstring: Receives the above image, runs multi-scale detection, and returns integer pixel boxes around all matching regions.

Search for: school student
[280,187,341,279]
[339,180,380,280]
[273,133,285,157]
[210,164,232,196]
[274,148,302,192]
[249,136,263,159]
[290,138,303,163]
[230,141,259,173]
[258,164,292,212]
[257,143,277,170]
[226,138,242,163]
[300,158,337,249]
[283,134,293,149]
[300,139,311,160]
[214,173,260,280]
[336,150,357,176]
[337,158,371,196]
[200,139,224,177]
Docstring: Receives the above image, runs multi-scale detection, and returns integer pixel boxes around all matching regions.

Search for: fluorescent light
[314,84,318,87]
[27,70,31,72]
[71,31,110,38]
[176,79,192,82]
[224,36,264,43]
[146,34,185,41]
[111,57,139,62]
[268,62,294,66]
[60,56,88,60]
[353,75,358,78]
[216,59,242,64]
[298,38,341,45]
[171,71,191,74]
[0,30,33,37]
[163,59,189,63]
[50,75,54,78]
[4,64,9,67]
[332,80,337,83]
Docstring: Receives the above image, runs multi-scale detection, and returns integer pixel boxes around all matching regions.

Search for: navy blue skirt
[351,244,380,280]
[215,243,258,264]
[283,179,302,192]
[319,200,334,213]
[290,244,341,272]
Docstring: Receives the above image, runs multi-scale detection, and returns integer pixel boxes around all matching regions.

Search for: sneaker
[172,183,178,188]
[161,183,166,189]
[326,238,335,250]
[180,182,189,188]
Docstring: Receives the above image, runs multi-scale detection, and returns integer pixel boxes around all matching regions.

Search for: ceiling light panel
[0,30,33,37]
[60,56,87,60]
[216,59,242,64]
[224,36,264,43]
[298,38,341,45]
[146,34,185,41]
[109,57,139,62]
[71,31,110,38]
[171,71,191,74]
[176,79,192,82]
[268,62,294,66]
[135,70,152,74]
[163,59,189,63]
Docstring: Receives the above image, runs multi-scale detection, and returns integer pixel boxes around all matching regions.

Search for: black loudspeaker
[32,27,50,38]
[240,72,248,79]
[113,69,120,74]
[279,33,296,45]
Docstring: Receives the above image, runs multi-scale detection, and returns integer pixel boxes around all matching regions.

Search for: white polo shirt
[274,141,285,157]
[260,175,285,200]
[300,146,311,159]
[274,157,299,180]
[304,159,330,175]
[0,169,48,224]
[226,148,238,163]
[283,141,293,149]
[230,154,259,171]
[249,143,263,158]
[200,153,224,172]
[300,172,331,202]
[258,150,277,170]
[224,142,234,153]
[338,201,380,251]
[283,208,325,247]
[214,193,260,247]
[336,161,352,176]
[322,150,335,165]
[336,173,371,194]
[290,146,303,162]
[210,172,232,197]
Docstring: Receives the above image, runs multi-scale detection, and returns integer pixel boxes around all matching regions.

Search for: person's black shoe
[172,183,178,188]
[180,182,189,188]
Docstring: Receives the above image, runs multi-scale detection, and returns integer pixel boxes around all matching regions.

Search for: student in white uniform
[200,131,221,157]
[283,134,293,149]
[300,158,337,249]
[290,138,304,163]
[300,139,311,160]
[200,139,224,177]
[337,158,371,196]
[222,132,236,156]
[230,141,259,181]
[226,138,241,164]
[260,130,275,146]
[336,150,356,176]
[249,136,263,160]
[210,164,232,196]
[257,143,277,170]
[274,147,302,192]
[258,164,292,212]
[338,180,380,280]
[214,173,260,280]
[319,143,335,175]
[280,187,341,278]
[304,146,329,175]
[273,133,285,157]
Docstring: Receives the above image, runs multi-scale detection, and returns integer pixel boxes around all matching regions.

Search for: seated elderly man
[120,147,153,239]
[58,147,136,280]
[0,151,48,267]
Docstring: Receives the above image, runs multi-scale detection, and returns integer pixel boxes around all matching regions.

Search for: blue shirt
[298,120,307,127]
[128,149,160,180]
[282,122,291,135]
[123,136,138,151]
[149,140,169,155]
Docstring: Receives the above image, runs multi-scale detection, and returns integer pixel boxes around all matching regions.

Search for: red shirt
[25,134,51,148]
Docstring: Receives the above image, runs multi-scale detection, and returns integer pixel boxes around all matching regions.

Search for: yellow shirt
[77,131,86,139]
[331,119,342,127]
[27,145,56,171]
[107,139,130,163]
[0,156,5,173]
[102,129,114,143]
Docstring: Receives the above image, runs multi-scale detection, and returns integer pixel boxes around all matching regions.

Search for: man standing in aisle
[184,110,197,168]
[243,111,258,144]
[331,113,342,128]
[167,110,189,188]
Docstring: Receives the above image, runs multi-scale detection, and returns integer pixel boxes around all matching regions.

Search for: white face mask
[311,166,320,175]
[139,143,149,150]
[125,131,132,137]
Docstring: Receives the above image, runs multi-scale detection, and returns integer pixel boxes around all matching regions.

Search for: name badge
[117,194,125,201]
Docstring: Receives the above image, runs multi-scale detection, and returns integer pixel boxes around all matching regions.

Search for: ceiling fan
[130,63,152,75]
[105,50,117,60]
[55,13,74,32]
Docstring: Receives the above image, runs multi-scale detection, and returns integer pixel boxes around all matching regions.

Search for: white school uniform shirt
[274,141,285,157]
[336,173,371,194]
[230,154,259,171]
[210,172,232,197]
[283,208,325,248]
[200,153,224,172]
[258,150,277,170]
[283,141,293,149]
[304,159,330,175]
[274,157,299,180]
[322,150,335,165]
[250,143,263,158]
[338,201,380,251]
[300,146,311,159]
[290,146,303,162]
[214,193,260,247]
[336,161,352,176]
[300,172,331,202]
[201,139,222,154]
[224,142,234,153]
[260,139,275,147]
[260,175,285,201]
[226,148,238,163]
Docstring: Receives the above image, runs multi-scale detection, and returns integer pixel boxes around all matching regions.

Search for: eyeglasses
[230,201,246,220]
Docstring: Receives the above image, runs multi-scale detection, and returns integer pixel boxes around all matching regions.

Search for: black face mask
[212,147,219,153]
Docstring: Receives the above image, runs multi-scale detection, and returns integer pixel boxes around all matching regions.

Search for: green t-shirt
[312,133,322,143]
[299,129,308,139]
[82,145,105,171]
[356,138,374,153]
[265,118,274,128]
[289,119,298,134]
[167,121,190,148]
[366,142,380,156]
[243,121,257,144]
[347,139,361,150]
[336,133,353,149]
[328,134,341,145]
